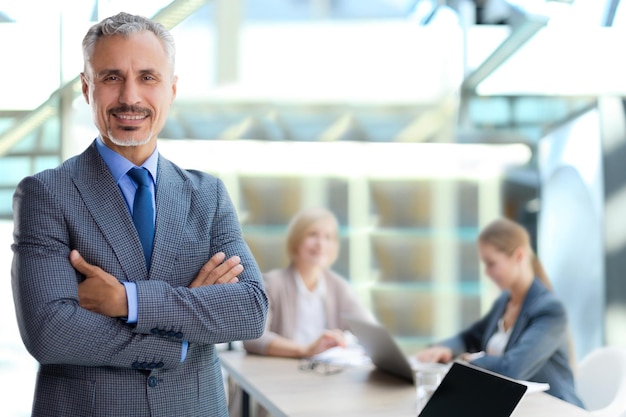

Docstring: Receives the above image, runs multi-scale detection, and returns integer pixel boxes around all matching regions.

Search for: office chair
[576,346,626,417]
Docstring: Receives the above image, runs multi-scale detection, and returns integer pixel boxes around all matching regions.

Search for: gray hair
[82,12,175,73]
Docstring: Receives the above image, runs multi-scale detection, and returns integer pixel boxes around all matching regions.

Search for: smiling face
[294,218,338,270]
[81,31,177,161]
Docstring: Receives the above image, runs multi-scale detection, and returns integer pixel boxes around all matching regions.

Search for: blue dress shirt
[95,137,188,362]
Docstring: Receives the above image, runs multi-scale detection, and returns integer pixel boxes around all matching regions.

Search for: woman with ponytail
[416,218,584,408]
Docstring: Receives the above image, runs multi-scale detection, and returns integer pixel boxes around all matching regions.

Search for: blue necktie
[128,168,154,267]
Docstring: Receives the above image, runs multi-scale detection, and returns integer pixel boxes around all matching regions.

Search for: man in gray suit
[11,12,268,417]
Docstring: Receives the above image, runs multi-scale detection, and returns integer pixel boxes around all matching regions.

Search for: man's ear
[80,73,90,104]
[170,75,178,104]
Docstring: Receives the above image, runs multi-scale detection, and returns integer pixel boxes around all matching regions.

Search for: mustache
[109,105,152,116]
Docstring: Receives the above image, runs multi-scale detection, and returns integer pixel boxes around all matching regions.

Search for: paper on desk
[311,346,371,367]
[517,380,550,394]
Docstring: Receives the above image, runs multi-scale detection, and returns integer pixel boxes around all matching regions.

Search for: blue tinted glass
[10,132,38,153]
[0,157,31,186]
[34,156,61,173]
[0,117,16,135]
[0,189,14,216]
[41,117,61,152]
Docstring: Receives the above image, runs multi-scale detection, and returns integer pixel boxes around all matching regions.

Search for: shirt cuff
[121,281,138,323]
[181,340,189,362]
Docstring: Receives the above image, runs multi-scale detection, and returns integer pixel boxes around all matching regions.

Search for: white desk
[220,351,591,417]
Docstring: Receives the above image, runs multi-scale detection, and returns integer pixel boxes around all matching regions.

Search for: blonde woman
[228,208,373,416]
[244,207,374,357]
[416,218,584,408]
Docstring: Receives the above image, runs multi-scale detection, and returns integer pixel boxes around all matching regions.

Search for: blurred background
[1,0,624,415]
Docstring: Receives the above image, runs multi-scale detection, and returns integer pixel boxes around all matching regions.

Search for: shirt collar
[95,135,159,185]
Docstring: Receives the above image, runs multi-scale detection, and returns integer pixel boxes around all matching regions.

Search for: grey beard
[108,128,154,147]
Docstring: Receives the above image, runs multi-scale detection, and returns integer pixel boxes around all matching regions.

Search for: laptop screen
[343,316,415,382]
[418,362,527,417]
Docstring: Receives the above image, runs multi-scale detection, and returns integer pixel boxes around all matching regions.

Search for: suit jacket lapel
[507,279,541,348]
[71,145,191,283]
[149,156,191,280]
[72,143,147,280]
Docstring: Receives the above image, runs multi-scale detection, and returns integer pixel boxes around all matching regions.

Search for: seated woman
[243,206,374,357]
[228,207,373,416]
[416,218,584,408]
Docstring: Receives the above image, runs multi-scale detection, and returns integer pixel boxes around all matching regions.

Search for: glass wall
[1,0,624,415]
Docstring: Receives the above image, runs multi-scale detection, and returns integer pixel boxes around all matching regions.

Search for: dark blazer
[439,279,584,408]
[11,141,268,417]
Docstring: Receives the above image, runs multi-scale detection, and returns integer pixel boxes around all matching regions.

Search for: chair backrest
[576,346,626,416]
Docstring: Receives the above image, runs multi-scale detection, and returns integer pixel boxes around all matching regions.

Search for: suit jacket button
[176,332,183,339]
[150,328,159,335]
[132,361,140,369]
[167,330,176,337]
[156,362,165,368]
[148,376,158,387]
[158,330,167,336]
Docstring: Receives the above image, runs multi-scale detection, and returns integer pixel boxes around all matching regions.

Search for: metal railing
[0,0,211,158]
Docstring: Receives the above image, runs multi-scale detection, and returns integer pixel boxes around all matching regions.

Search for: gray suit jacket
[11,141,268,417]
[439,279,584,408]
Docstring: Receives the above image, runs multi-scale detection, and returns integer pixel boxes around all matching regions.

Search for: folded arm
[11,175,186,370]
[12,174,268,371]
[74,250,243,317]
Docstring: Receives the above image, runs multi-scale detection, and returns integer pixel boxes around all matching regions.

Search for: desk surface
[220,350,590,417]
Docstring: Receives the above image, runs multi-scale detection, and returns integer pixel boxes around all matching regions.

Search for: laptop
[344,316,420,383]
[418,361,528,417]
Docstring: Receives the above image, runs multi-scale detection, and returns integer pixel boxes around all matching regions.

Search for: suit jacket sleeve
[470,291,568,380]
[438,299,501,356]
[131,171,268,346]
[12,173,183,370]
[439,281,569,381]
[12,152,268,371]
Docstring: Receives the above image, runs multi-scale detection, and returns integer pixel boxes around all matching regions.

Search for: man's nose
[119,80,141,105]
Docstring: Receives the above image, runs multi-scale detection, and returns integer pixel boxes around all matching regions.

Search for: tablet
[418,361,528,417]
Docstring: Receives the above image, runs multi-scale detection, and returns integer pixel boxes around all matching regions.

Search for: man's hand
[189,252,243,288]
[72,250,128,317]
[73,250,240,316]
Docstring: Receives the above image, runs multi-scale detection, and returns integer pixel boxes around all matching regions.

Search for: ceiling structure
[0,0,620,219]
